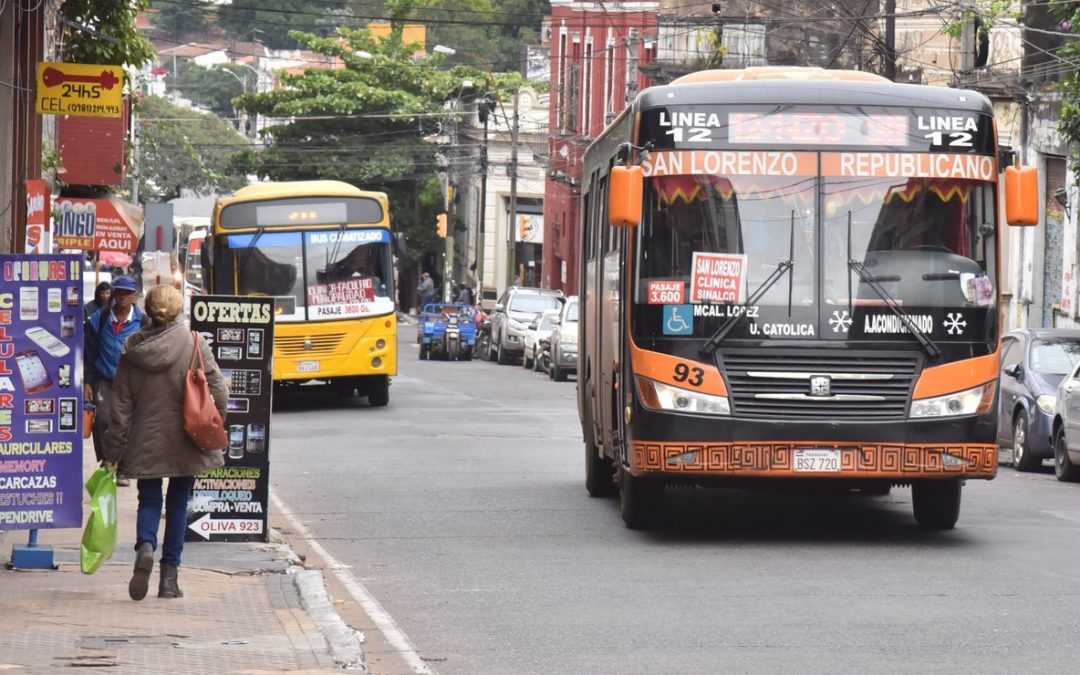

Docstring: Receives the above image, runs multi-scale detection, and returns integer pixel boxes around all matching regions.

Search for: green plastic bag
[80,466,118,574]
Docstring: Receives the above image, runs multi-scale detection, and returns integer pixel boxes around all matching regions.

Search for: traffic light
[436,212,448,238]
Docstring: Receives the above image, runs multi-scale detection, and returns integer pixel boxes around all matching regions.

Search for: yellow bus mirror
[1004,165,1039,226]
[608,165,643,227]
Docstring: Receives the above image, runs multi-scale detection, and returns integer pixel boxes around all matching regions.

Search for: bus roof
[640,69,993,115]
[218,180,386,208]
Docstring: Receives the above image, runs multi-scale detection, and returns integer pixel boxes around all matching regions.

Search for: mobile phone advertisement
[0,255,83,531]
[186,295,274,543]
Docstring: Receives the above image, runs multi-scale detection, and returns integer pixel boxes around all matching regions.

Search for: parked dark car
[998,329,1080,471]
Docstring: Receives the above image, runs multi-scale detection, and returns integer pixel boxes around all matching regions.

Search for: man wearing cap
[84,276,151,479]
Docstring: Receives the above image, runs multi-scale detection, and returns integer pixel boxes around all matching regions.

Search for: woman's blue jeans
[135,476,195,566]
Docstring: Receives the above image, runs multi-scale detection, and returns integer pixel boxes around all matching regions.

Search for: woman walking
[103,285,228,600]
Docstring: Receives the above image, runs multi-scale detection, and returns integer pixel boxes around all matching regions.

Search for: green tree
[148,0,209,37]
[136,96,248,201]
[1056,4,1080,184]
[217,0,351,49]
[167,59,253,119]
[62,0,155,67]
[230,2,524,269]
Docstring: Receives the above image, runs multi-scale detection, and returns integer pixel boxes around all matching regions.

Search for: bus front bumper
[628,410,997,481]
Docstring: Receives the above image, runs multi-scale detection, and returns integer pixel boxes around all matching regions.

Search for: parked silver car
[1051,362,1080,481]
[548,296,578,382]
[489,287,564,365]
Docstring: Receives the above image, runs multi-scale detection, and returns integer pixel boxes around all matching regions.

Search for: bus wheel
[619,466,661,530]
[367,377,390,407]
[911,480,962,530]
[585,442,614,498]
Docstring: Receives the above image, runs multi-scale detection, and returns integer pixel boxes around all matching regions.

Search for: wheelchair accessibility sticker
[663,305,694,335]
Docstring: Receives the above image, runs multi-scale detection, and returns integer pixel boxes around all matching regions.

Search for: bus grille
[720,351,920,420]
[276,334,347,356]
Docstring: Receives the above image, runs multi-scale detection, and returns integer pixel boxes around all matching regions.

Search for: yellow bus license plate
[793,449,841,472]
[297,360,320,373]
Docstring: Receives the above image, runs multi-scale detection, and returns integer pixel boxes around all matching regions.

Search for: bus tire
[911,480,961,530]
[585,443,614,498]
[367,377,390,407]
[619,467,661,530]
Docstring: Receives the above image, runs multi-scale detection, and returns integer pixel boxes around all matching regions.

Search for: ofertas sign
[36,62,123,118]
[0,255,84,531]
[186,295,275,543]
[53,197,140,253]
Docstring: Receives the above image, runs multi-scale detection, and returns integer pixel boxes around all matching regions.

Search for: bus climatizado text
[578,67,1039,530]
[205,180,405,406]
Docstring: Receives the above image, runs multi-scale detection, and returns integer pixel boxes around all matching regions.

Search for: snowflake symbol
[829,310,852,333]
[944,313,967,335]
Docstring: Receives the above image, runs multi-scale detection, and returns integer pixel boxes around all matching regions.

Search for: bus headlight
[636,377,730,416]
[910,382,996,419]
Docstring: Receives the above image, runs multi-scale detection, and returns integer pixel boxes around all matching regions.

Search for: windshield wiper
[236,227,266,282]
[701,213,795,356]
[324,221,350,279]
[845,212,940,359]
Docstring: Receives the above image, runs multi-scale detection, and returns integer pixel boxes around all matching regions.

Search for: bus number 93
[673,363,704,387]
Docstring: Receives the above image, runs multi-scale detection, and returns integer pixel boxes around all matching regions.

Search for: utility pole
[507,90,520,289]
[959,1,977,77]
[884,0,897,81]
[476,93,496,301]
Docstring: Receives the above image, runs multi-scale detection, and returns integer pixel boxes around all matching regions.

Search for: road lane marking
[270,491,434,674]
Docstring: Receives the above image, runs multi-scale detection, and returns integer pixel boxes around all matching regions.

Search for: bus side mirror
[608,165,643,227]
[1004,165,1039,226]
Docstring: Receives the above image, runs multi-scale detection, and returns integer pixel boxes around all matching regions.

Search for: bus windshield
[222,228,394,322]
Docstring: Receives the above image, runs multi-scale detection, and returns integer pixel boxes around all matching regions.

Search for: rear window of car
[1030,339,1080,375]
[509,293,561,313]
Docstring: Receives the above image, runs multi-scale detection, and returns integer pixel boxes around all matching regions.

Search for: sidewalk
[0,452,364,673]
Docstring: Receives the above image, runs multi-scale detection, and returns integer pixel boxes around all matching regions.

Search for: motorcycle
[535,336,552,375]
[475,310,492,361]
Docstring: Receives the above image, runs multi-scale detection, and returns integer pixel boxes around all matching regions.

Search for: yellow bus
[205,180,402,405]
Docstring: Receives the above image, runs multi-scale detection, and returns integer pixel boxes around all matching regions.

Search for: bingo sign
[53,197,138,253]
[690,252,746,304]
[186,295,274,543]
[0,255,84,532]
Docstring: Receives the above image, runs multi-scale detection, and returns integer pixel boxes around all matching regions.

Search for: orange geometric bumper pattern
[632,441,997,479]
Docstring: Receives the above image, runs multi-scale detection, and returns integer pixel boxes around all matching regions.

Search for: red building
[543,2,658,293]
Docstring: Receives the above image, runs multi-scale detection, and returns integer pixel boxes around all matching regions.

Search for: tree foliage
[1056,2,1080,184]
[230,2,526,266]
[62,0,156,68]
[148,0,209,37]
[136,96,248,201]
[166,59,253,119]
[217,0,352,49]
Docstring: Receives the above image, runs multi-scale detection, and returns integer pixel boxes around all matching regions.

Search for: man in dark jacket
[84,281,112,320]
[84,276,150,473]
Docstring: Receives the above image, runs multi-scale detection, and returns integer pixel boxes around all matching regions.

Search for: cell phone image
[26,326,70,357]
[246,423,266,453]
[217,328,245,343]
[24,398,55,415]
[218,346,242,361]
[15,350,52,394]
[247,329,264,358]
[26,419,53,434]
[227,398,249,414]
[19,287,38,321]
[47,287,62,313]
[59,398,77,432]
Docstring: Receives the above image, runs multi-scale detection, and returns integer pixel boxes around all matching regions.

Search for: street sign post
[35,62,123,118]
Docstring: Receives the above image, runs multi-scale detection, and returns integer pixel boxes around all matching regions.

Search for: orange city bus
[578,68,1038,530]
[205,180,402,405]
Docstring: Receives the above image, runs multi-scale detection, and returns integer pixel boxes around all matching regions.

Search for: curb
[291,566,367,671]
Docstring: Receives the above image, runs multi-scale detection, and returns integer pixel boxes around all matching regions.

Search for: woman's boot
[158,563,184,598]
[128,542,154,601]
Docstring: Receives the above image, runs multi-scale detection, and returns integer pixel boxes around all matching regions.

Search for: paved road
[270,329,1080,674]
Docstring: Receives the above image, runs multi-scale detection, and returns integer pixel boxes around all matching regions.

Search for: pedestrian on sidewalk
[103,284,228,601]
[84,275,150,484]
[83,280,112,320]
[418,271,435,310]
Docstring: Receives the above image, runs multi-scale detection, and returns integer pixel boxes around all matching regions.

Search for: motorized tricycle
[418,303,477,361]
